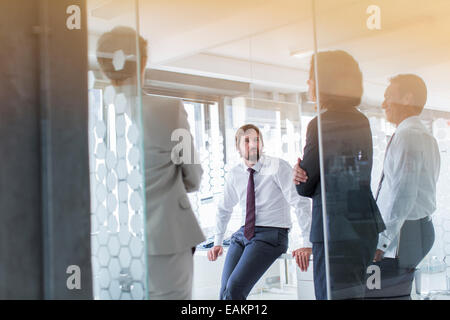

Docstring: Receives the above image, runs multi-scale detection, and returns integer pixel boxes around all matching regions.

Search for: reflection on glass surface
[84,0,450,301]
[297,50,385,300]
[313,0,450,300]
[87,0,147,300]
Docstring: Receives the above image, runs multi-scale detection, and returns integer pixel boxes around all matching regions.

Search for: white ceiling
[87,0,450,111]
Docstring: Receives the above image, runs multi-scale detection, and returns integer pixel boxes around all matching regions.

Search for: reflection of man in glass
[97,27,205,299]
[207,124,312,300]
[293,51,385,300]
[373,75,440,287]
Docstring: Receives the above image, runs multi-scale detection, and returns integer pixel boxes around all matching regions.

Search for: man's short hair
[235,124,264,149]
[310,50,363,109]
[96,26,148,83]
[389,74,427,113]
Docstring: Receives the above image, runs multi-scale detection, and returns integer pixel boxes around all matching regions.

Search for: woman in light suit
[96,26,205,300]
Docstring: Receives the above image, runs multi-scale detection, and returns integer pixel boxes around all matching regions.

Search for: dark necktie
[244,168,256,240]
[375,133,396,201]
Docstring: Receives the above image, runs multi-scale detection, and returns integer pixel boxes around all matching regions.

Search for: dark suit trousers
[365,217,435,299]
[397,217,435,270]
[313,236,378,300]
[220,226,288,300]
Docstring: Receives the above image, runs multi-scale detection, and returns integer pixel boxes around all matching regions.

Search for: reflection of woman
[294,51,385,300]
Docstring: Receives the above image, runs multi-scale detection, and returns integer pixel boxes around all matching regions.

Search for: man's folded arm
[177,100,203,192]
[181,157,203,193]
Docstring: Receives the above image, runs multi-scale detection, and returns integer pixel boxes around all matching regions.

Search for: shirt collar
[396,115,422,132]
[241,154,265,173]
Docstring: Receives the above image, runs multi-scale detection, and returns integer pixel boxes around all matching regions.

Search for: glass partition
[185,0,316,299]
[312,0,450,299]
[11,0,450,302]
[82,0,450,301]
[87,0,147,300]
[136,0,316,300]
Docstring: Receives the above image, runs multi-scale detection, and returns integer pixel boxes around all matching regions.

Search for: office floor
[193,286,298,300]
[247,287,298,300]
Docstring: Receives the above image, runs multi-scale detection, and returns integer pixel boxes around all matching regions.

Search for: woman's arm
[296,118,320,197]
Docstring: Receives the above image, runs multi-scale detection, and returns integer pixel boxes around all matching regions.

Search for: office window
[184,97,312,250]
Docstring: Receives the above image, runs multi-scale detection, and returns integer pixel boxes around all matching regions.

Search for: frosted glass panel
[87,0,147,300]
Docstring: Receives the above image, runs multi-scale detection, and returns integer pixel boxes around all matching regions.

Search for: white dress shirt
[214,155,312,248]
[376,116,440,257]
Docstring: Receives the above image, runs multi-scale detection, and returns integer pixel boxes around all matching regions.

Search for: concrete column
[0,0,92,299]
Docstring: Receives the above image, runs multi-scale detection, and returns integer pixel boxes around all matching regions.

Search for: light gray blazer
[142,94,205,255]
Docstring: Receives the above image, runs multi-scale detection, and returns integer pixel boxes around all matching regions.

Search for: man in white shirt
[373,74,440,274]
[207,124,312,300]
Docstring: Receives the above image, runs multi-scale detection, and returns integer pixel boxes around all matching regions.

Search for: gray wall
[0,0,92,299]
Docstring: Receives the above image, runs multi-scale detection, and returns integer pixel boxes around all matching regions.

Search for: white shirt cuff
[377,233,391,252]
[214,235,224,247]
[301,236,312,248]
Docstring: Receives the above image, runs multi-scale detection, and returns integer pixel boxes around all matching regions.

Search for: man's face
[382,83,406,125]
[238,129,263,165]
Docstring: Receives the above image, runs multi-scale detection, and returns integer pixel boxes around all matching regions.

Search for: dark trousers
[313,236,378,300]
[396,217,435,270]
[365,217,435,299]
[220,226,288,300]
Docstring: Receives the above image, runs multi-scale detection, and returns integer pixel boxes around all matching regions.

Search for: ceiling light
[290,49,314,60]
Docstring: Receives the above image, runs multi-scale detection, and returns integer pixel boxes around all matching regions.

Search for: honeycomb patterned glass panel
[87,0,147,300]
[433,119,450,285]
